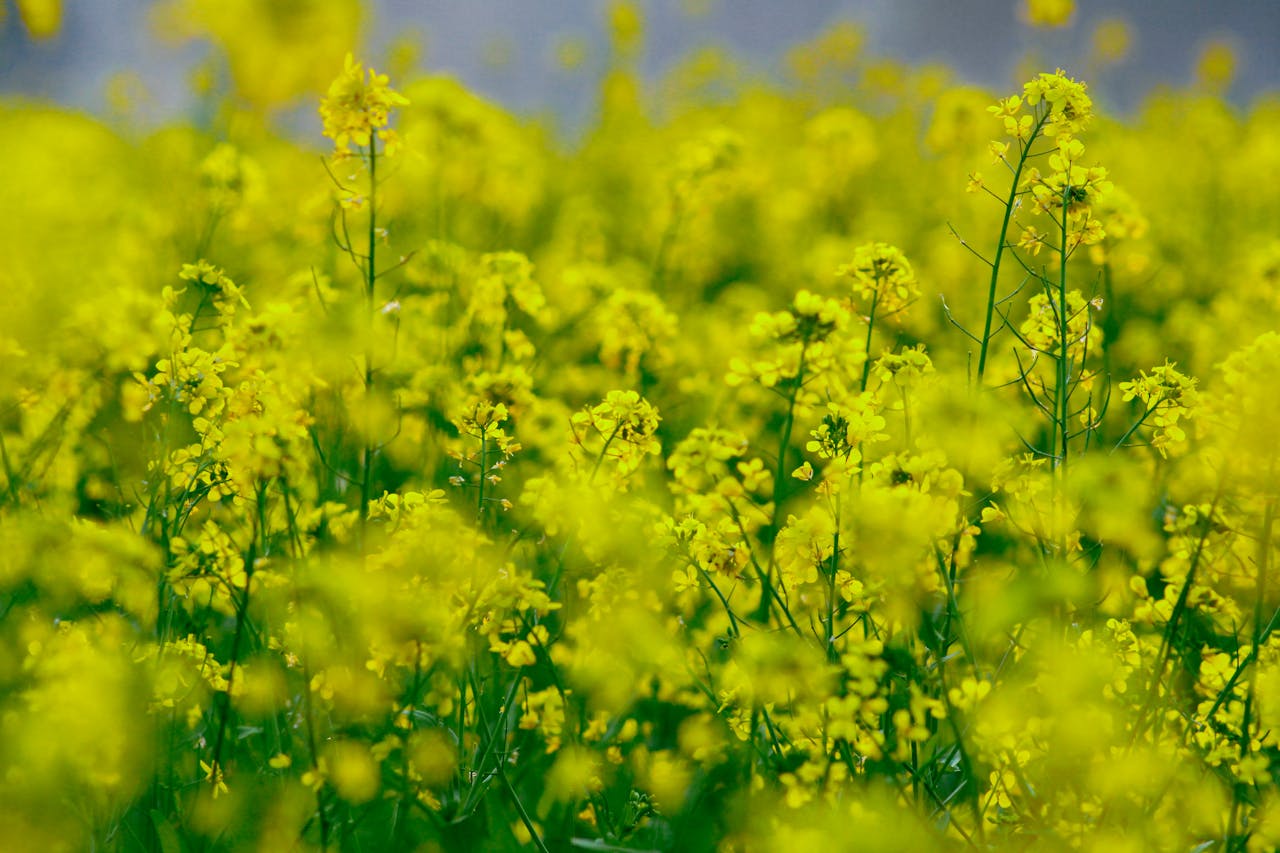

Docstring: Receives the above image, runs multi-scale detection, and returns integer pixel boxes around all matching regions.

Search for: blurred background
[1,0,1276,134]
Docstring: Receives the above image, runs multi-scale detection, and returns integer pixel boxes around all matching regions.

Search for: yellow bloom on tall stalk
[571,390,662,484]
[838,242,919,317]
[319,53,409,156]
[1022,69,1094,143]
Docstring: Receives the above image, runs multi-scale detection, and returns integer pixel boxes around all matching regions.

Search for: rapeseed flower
[319,53,409,155]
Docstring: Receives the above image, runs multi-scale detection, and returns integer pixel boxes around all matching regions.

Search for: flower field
[3,2,1280,850]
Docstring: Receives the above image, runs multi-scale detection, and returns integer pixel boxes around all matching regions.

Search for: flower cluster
[1118,361,1199,457]
[837,241,920,316]
[570,390,662,485]
[319,52,409,155]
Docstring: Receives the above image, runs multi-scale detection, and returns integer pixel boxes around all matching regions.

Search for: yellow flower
[1092,18,1133,65]
[1196,40,1237,92]
[504,640,537,668]
[571,390,662,484]
[1023,69,1094,142]
[1023,0,1074,28]
[948,677,991,711]
[988,95,1023,119]
[1017,225,1046,256]
[319,53,409,155]
[15,0,62,39]
[672,566,700,593]
[200,759,229,798]
[837,242,920,316]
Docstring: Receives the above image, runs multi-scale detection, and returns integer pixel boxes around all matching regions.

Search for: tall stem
[209,482,265,784]
[860,291,880,393]
[359,142,379,545]
[771,343,809,529]
[1053,179,1071,565]
[476,436,487,525]
[1228,496,1274,847]
[1057,185,1070,480]
[976,112,1050,384]
[825,496,841,662]
[756,343,809,624]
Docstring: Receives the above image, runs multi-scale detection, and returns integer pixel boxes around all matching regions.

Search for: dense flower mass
[2,5,1280,852]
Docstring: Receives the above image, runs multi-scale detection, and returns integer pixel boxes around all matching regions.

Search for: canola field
[3,1,1280,850]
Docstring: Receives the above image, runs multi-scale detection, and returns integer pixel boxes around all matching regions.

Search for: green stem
[0,430,21,504]
[209,481,266,787]
[1057,185,1071,479]
[1053,178,1071,567]
[901,386,912,447]
[588,423,622,485]
[860,292,880,393]
[1128,489,1224,747]
[359,141,379,546]
[500,763,550,853]
[825,499,841,662]
[728,504,802,634]
[1111,404,1160,454]
[477,436,487,524]
[696,563,741,639]
[771,342,809,528]
[459,669,524,817]
[1228,497,1275,847]
[757,344,809,624]
[976,112,1050,384]
[935,546,978,676]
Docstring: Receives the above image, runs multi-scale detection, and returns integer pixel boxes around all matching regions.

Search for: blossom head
[1023,69,1093,142]
[319,53,409,155]
[837,242,919,316]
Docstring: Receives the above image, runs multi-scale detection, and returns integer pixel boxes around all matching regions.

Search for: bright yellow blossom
[319,53,409,155]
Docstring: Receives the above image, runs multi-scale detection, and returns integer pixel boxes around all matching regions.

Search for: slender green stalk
[758,342,809,624]
[0,431,20,504]
[209,481,266,790]
[1128,488,1224,747]
[459,669,525,817]
[1111,404,1159,454]
[1056,184,1071,480]
[499,763,550,853]
[359,141,379,545]
[697,563,741,639]
[976,112,1051,384]
[860,291,880,393]
[900,386,912,446]
[824,496,842,662]
[772,344,808,511]
[588,423,622,485]
[1050,181,1072,569]
[728,504,802,634]
[476,436,487,523]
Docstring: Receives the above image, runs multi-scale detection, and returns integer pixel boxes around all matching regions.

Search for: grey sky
[1,0,1276,130]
